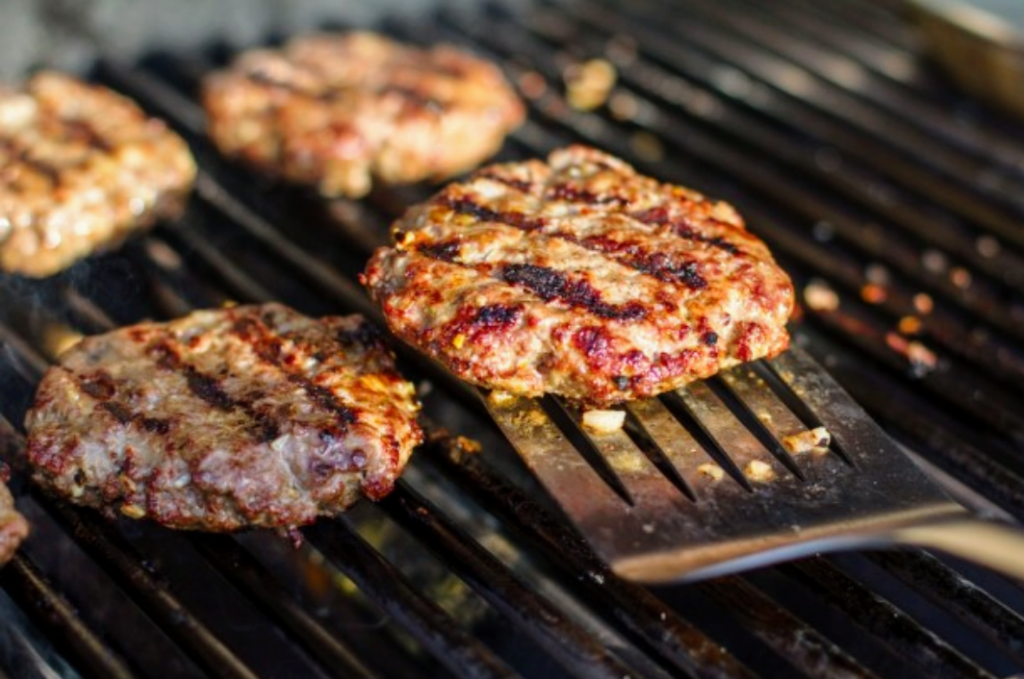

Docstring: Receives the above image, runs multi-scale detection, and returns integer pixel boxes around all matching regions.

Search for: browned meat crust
[202,32,525,198]
[24,304,423,531]
[363,146,794,406]
[0,472,28,566]
[0,72,197,277]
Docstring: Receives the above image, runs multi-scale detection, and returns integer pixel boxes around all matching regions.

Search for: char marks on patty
[363,145,794,405]
[24,304,422,531]
[0,464,28,566]
[0,72,196,277]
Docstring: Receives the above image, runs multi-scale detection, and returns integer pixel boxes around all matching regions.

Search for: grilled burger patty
[24,304,422,531]
[0,72,196,277]
[363,146,795,405]
[202,32,525,198]
[0,474,28,566]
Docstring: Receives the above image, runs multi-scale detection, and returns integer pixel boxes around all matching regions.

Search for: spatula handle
[893,518,1024,582]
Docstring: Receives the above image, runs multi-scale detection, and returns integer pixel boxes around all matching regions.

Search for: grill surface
[2,1,1024,678]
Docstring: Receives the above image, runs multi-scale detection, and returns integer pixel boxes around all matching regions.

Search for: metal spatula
[483,346,1024,584]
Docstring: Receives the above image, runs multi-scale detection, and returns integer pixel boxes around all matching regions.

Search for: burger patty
[0,473,28,566]
[0,72,196,277]
[24,304,422,532]
[202,32,525,198]
[363,146,795,406]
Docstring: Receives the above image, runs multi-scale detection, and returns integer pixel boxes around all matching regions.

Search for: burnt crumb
[703,331,718,346]
[101,401,133,424]
[78,371,116,400]
[140,417,171,435]
[502,264,647,320]
[418,240,462,263]
[631,254,707,290]
[336,319,382,348]
[99,400,173,436]
[666,261,708,290]
[473,304,524,329]
[184,370,234,412]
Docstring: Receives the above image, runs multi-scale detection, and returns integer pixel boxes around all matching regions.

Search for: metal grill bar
[303,520,520,679]
[383,483,640,679]
[724,0,937,93]
[41,499,262,679]
[422,435,759,679]
[614,0,1024,194]
[0,553,137,679]
[869,551,1024,666]
[683,0,1020,162]
[188,536,380,679]
[700,576,879,679]
[782,560,994,679]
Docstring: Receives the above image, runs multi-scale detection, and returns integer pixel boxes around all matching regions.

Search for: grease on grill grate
[0,0,1023,677]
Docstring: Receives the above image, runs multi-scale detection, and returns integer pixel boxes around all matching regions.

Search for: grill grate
[0,1,1023,678]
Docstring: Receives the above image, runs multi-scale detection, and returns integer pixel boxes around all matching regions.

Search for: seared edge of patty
[24,304,422,531]
[0,475,28,566]
[202,31,524,197]
[0,71,197,277]
[363,145,794,405]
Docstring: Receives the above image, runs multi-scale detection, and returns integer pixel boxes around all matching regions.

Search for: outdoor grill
[1,0,1023,677]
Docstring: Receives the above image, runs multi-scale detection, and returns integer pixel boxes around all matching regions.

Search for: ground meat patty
[0,72,196,277]
[363,145,795,406]
[24,304,422,532]
[202,32,525,198]
[0,471,28,566]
